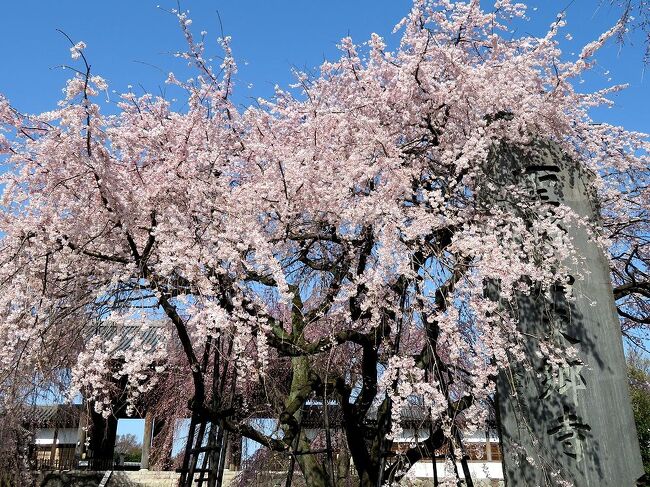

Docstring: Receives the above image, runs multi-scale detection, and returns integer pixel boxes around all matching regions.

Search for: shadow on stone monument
[487,140,644,486]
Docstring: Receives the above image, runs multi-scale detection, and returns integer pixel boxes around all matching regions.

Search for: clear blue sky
[0,1,647,131]
[2,0,648,444]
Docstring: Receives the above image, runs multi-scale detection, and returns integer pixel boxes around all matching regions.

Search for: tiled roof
[84,321,167,353]
[25,404,81,428]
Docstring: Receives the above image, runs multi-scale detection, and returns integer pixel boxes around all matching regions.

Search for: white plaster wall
[410,461,503,480]
[463,430,500,443]
[392,428,499,444]
[34,428,78,445]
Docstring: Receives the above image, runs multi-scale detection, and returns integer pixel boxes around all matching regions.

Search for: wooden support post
[89,408,118,463]
[485,431,491,462]
[75,406,88,461]
[141,412,154,470]
[225,433,242,471]
[49,426,59,465]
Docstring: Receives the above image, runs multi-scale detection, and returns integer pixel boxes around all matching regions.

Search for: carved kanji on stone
[547,409,592,462]
[540,362,587,401]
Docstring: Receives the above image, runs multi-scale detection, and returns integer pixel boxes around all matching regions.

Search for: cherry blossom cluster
[0,0,647,483]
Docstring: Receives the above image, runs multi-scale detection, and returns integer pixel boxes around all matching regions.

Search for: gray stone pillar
[141,412,154,470]
[491,140,643,486]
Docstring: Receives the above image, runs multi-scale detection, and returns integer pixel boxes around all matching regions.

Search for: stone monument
[491,140,644,486]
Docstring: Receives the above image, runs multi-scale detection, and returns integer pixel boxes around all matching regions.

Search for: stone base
[37,470,238,487]
[107,470,237,487]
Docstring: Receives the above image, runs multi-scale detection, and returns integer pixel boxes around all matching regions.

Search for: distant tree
[114,434,142,463]
[629,354,650,476]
